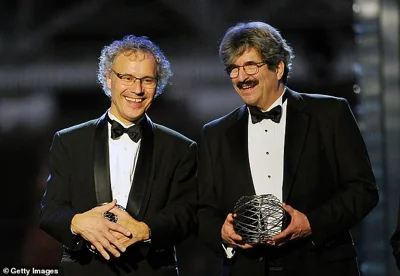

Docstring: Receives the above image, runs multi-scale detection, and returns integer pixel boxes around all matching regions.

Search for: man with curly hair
[39,35,197,276]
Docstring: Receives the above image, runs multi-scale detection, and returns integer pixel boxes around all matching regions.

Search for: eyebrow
[229,61,261,67]
[115,71,156,79]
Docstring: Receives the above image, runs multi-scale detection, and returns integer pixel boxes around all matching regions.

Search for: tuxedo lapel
[227,106,256,196]
[283,89,309,202]
[126,115,155,219]
[93,113,113,205]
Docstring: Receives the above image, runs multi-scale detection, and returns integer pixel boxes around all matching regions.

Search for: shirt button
[264,130,268,132]
[268,175,271,178]
[266,152,269,155]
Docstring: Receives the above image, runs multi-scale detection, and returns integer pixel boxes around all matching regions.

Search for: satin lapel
[126,115,154,219]
[93,113,112,205]
[283,89,309,202]
[227,106,256,196]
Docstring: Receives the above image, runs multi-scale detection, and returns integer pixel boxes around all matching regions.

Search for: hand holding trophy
[233,194,287,244]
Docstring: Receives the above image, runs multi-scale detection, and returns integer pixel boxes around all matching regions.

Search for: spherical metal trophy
[86,203,126,254]
[233,194,287,244]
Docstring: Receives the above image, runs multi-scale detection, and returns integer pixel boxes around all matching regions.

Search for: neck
[108,109,136,127]
[259,85,285,111]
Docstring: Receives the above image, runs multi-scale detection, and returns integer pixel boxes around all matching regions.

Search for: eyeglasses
[225,62,267,79]
[111,69,157,88]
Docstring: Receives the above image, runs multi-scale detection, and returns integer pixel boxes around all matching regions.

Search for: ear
[106,71,112,90]
[276,61,285,81]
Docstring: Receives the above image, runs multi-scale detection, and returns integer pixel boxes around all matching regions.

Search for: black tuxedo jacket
[197,89,378,276]
[39,113,197,276]
[390,198,400,271]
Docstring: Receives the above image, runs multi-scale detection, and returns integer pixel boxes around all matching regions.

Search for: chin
[241,96,258,106]
[120,113,139,123]
[124,107,144,117]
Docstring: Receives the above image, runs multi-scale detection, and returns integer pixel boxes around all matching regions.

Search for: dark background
[0,0,399,275]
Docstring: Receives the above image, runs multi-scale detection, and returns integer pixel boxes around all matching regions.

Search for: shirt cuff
[71,227,78,235]
[221,243,235,259]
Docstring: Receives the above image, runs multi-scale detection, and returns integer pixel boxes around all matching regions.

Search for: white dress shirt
[223,90,287,258]
[108,112,141,209]
[248,93,287,201]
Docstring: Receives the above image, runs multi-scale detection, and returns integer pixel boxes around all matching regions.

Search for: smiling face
[231,47,284,110]
[107,50,157,124]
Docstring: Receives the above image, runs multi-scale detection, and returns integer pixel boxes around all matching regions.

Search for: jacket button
[259,257,264,261]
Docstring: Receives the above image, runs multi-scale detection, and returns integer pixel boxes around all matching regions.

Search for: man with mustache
[39,35,197,276]
[197,21,378,276]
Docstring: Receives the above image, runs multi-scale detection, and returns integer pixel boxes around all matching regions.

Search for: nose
[236,66,249,81]
[130,79,143,93]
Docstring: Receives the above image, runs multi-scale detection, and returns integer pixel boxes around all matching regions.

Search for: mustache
[237,79,258,89]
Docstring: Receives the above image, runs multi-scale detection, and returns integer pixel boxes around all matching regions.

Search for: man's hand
[221,213,253,249]
[270,203,311,246]
[71,200,131,260]
[108,207,150,248]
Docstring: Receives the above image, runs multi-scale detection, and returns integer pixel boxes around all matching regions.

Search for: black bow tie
[248,105,282,124]
[107,116,142,142]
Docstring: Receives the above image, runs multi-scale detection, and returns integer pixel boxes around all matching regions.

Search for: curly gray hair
[97,35,173,98]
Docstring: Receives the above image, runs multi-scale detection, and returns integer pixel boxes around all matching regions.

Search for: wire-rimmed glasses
[112,69,157,88]
[225,62,267,79]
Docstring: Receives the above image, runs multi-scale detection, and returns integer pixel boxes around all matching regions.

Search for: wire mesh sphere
[233,194,286,244]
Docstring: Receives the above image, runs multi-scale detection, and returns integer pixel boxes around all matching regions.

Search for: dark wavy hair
[219,21,294,84]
